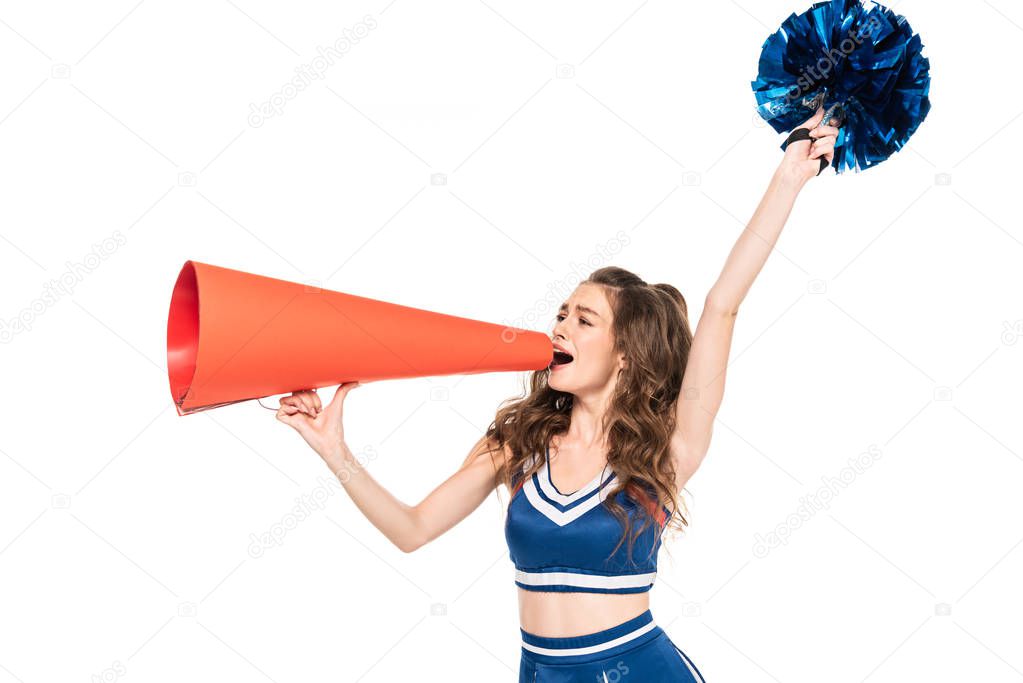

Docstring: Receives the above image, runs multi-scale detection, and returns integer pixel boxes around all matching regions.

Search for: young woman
[275,108,839,682]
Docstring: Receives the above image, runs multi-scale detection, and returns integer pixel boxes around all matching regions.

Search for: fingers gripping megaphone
[166,260,554,415]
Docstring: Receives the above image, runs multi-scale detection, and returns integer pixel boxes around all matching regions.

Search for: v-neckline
[545,444,608,497]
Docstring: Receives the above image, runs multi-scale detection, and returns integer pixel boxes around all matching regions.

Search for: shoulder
[462,435,513,470]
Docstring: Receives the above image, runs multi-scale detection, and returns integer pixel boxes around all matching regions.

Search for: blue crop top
[504,445,670,594]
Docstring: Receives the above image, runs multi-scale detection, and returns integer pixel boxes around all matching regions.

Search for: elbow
[396,535,424,554]
[396,506,426,553]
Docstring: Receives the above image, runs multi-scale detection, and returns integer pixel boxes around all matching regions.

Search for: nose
[552,317,567,340]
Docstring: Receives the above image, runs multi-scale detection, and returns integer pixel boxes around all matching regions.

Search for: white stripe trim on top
[538,458,613,505]
[676,646,706,682]
[523,474,615,526]
[515,569,657,590]
[520,620,657,657]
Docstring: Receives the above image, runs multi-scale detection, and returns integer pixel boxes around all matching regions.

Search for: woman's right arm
[329,434,508,552]
[277,383,509,553]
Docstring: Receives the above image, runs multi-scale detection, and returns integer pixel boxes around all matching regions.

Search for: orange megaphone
[167,260,553,415]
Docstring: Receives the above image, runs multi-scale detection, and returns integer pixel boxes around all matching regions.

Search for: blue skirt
[519,609,706,682]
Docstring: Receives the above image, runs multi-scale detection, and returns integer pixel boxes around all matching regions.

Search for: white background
[1,1,1021,681]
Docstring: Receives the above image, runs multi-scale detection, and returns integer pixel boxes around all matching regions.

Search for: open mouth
[550,350,574,368]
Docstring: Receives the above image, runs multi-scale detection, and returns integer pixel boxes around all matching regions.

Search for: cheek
[577,336,615,371]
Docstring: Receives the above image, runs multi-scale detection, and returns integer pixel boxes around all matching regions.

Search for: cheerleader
[276,107,839,681]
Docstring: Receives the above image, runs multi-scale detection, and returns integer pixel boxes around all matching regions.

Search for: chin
[547,369,578,394]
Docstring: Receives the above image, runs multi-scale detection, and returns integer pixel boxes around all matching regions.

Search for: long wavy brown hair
[484,266,695,565]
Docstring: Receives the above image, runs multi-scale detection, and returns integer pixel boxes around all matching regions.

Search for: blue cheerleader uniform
[506,446,707,682]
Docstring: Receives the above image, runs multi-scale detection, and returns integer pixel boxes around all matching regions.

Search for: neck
[564,382,616,451]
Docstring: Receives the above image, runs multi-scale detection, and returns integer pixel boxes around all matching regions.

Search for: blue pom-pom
[752,0,931,173]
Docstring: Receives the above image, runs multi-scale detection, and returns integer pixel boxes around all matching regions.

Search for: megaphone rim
[167,260,200,411]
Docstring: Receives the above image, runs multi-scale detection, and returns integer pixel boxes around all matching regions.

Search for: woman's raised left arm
[670,106,839,490]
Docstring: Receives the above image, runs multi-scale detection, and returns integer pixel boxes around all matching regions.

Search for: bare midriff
[517,587,650,637]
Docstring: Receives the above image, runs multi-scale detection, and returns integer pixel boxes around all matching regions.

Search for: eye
[556,313,590,326]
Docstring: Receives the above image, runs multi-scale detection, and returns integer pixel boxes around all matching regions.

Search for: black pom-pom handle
[782,128,829,176]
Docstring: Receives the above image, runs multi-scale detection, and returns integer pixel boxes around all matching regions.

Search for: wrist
[323,442,354,470]
[773,161,808,196]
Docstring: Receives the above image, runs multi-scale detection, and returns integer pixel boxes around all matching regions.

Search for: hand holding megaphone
[275,383,362,467]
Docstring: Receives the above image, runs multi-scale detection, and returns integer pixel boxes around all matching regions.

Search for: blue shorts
[519,609,706,682]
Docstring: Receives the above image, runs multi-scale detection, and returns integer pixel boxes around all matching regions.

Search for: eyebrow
[559,303,603,320]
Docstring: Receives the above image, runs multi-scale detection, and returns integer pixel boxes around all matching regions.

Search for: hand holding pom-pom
[752,0,931,174]
[778,106,841,185]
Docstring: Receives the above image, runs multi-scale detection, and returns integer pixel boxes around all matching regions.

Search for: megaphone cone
[167,261,553,415]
